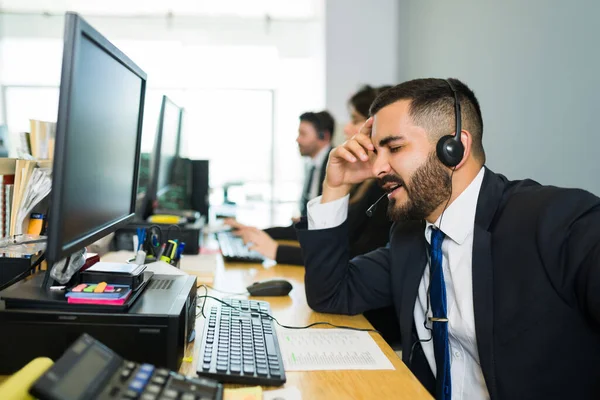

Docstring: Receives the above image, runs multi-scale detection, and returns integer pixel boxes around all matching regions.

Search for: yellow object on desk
[0,357,54,400]
[148,214,182,224]
[224,386,262,400]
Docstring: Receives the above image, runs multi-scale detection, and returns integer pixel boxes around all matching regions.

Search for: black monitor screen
[47,13,145,264]
[156,97,180,195]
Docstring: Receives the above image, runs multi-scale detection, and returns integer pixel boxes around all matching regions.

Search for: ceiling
[0,0,321,18]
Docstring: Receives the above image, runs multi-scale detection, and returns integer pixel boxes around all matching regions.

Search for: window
[180,89,274,200]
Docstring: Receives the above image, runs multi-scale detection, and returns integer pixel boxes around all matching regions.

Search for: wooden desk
[0,252,431,399]
[179,256,432,400]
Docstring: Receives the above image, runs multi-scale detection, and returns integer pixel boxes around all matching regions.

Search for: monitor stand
[41,255,71,290]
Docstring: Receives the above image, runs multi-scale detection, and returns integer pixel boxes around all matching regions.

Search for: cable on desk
[201,284,248,296]
[195,285,381,335]
[0,252,46,291]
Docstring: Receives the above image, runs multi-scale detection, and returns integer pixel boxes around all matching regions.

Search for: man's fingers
[358,117,374,136]
[242,228,263,244]
[237,230,253,243]
[346,139,370,162]
[333,146,358,163]
[223,218,240,228]
[354,132,374,151]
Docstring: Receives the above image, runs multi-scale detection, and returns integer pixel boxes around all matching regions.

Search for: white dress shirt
[307,167,490,400]
[306,146,331,201]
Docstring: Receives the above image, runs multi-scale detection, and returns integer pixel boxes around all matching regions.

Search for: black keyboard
[196,299,286,386]
[215,232,266,263]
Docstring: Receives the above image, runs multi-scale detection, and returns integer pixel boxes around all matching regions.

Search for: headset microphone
[365,192,388,217]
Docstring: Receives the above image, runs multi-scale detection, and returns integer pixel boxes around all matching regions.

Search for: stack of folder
[0,158,52,238]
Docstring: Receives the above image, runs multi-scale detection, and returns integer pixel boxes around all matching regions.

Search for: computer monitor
[153,95,182,198]
[177,107,186,152]
[46,12,146,266]
[137,96,181,219]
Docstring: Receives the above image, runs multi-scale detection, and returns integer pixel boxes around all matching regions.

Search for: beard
[382,152,452,222]
[298,144,316,157]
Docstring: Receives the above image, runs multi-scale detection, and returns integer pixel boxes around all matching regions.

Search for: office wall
[325,0,399,145]
[0,14,4,125]
[397,0,600,194]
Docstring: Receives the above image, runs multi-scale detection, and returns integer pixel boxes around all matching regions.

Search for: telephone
[1,334,223,400]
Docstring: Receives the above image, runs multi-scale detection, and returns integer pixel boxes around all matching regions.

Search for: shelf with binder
[0,157,52,239]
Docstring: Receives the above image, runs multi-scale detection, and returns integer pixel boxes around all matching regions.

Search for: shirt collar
[309,145,331,168]
[425,167,485,245]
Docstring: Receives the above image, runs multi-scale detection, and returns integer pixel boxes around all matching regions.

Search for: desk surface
[0,251,431,399]
[179,253,432,400]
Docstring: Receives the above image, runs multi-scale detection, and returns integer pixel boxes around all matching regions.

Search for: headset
[300,112,326,140]
[436,79,464,168]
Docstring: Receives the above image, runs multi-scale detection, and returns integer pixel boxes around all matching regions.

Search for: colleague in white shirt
[296,78,600,400]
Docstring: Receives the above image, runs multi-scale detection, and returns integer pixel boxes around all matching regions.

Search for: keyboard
[196,299,286,386]
[215,231,266,263]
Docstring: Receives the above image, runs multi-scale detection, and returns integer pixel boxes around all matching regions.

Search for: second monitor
[138,95,184,220]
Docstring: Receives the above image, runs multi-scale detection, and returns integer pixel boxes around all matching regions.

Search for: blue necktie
[430,228,451,400]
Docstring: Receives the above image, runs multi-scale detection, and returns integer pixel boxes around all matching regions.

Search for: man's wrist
[321,181,352,204]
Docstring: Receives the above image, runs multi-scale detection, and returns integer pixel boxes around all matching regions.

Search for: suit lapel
[399,225,428,354]
[472,168,505,400]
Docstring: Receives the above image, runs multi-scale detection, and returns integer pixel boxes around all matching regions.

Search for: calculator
[30,333,223,400]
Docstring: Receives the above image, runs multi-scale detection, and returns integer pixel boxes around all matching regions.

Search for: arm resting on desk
[264,225,298,241]
[275,245,304,266]
[297,219,393,315]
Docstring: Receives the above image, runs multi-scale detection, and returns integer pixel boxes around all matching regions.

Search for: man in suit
[295,110,335,217]
[225,110,335,245]
[296,78,600,399]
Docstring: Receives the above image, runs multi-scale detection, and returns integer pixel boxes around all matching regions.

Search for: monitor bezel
[46,12,147,265]
[148,95,182,201]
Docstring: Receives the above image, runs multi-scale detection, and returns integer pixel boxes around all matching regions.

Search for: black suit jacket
[265,148,331,241]
[273,180,392,265]
[296,168,600,399]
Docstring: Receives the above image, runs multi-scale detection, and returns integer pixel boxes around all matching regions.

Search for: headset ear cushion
[436,134,464,167]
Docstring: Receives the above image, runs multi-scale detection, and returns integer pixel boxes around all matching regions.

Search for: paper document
[87,262,143,275]
[277,329,395,371]
[15,167,52,235]
[180,254,219,284]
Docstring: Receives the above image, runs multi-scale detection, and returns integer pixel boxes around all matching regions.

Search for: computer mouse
[246,279,293,297]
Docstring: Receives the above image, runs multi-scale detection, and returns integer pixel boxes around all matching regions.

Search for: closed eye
[389,146,402,153]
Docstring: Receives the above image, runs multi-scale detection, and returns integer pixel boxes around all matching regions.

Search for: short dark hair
[299,110,335,141]
[348,85,392,118]
[369,78,485,163]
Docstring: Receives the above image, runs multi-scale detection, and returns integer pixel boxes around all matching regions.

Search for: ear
[454,129,472,169]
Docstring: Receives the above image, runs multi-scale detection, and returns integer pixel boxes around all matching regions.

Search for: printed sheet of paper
[277,329,395,371]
